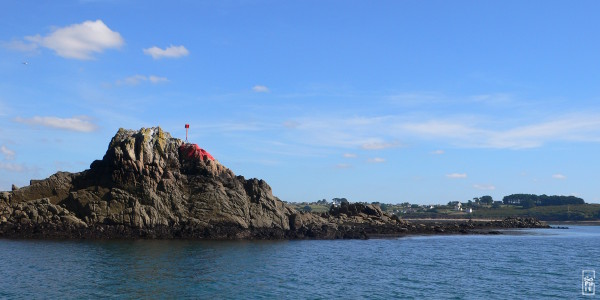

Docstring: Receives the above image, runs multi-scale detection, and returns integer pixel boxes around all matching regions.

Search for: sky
[1,0,600,204]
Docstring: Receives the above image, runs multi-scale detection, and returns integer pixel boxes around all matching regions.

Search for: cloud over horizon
[14,116,98,132]
[361,141,400,150]
[473,184,496,190]
[252,85,270,93]
[335,163,352,169]
[116,75,169,86]
[367,157,386,163]
[282,111,600,151]
[398,114,600,149]
[0,146,15,160]
[143,45,189,59]
[21,20,124,59]
[446,173,467,179]
[0,162,26,172]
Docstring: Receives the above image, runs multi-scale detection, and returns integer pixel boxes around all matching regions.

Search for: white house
[455,202,462,211]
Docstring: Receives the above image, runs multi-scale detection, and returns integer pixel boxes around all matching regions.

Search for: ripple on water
[0,226,598,299]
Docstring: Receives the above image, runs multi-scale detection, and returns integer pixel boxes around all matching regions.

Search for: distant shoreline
[403,218,503,222]
[403,218,600,226]
[547,220,600,226]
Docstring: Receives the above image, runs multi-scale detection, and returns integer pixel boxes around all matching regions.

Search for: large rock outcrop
[0,127,297,238]
[0,127,548,239]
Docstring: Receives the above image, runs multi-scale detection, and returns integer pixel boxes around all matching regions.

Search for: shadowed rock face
[0,127,548,239]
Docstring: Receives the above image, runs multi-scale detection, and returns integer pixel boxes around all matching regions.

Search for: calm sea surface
[1,226,599,299]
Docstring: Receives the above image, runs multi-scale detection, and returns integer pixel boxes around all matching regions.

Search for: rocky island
[0,127,548,239]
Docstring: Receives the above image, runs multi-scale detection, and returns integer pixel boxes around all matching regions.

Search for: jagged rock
[0,127,299,239]
[364,204,383,217]
[0,126,549,239]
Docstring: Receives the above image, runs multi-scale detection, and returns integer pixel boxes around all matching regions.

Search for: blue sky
[1,0,600,204]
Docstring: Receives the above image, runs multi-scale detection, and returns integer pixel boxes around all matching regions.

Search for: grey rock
[0,126,548,239]
[0,127,299,239]
[60,215,87,228]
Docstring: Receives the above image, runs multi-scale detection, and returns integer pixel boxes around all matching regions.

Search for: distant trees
[447,201,459,207]
[480,196,493,205]
[303,205,312,212]
[316,199,328,205]
[521,199,536,209]
[502,194,584,207]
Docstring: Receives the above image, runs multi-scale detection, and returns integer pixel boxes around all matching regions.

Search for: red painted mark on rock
[179,143,215,160]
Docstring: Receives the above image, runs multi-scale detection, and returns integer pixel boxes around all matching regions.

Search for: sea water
[1,226,599,299]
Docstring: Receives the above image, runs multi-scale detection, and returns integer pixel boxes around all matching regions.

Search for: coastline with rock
[0,127,549,240]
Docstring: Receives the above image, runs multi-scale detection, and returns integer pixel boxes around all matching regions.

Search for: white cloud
[335,163,352,169]
[277,116,394,149]
[431,150,445,155]
[1,146,15,160]
[149,75,168,83]
[23,20,124,59]
[119,75,147,86]
[397,113,600,149]
[1,39,39,52]
[343,153,357,158]
[473,184,496,190]
[224,108,600,152]
[552,174,567,180]
[446,173,467,179]
[14,116,98,132]
[367,157,385,163]
[143,45,189,59]
[0,162,25,172]
[252,85,270,93]
[361,141,399,150]
[116,75,169,86]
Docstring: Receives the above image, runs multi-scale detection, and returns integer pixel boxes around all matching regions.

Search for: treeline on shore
[289,193,598,222]
[402,204,600,221]
[502,194,584,207]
